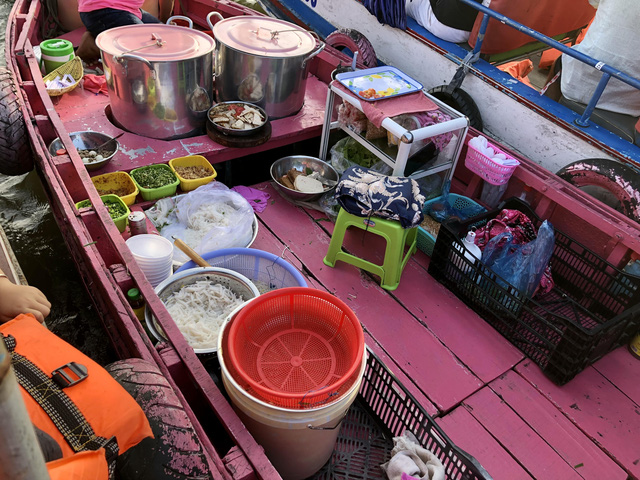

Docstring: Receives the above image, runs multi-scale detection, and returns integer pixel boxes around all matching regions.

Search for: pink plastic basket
[465,140,520,185]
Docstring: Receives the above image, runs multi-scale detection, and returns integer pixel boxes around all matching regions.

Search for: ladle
[95,132,125,151]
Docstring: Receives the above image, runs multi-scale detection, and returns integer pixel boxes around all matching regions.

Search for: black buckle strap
[52,362,88,388]
[4,333,119,478]
[2,333,16,352]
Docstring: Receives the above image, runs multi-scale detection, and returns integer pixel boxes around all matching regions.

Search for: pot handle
[165,15,193,29]
[301,32,325,70]
[206,11,224,32]
[114,54,155,78]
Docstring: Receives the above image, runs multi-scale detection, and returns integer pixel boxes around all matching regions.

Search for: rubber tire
[557,158,640,223]
[0,67,34,176]
[326,29,377,69]
[428,85,484,132]
[105,359,213,480]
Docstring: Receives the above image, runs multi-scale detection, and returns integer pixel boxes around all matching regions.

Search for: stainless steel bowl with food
[48,131,119,172]
[145,267,260,354]
[270,155,339,202]
[207,101,267,136]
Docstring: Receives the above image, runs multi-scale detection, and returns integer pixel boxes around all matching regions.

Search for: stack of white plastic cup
[125,234,174,287]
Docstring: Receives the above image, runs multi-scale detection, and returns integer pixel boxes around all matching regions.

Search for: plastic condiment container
[128,211,148,236]
[127,288,145,322]
[40,39,74,74]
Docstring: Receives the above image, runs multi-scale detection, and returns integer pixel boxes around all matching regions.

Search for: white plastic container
[125,234,174,286]
[453,229,482,274]
[217,309,366,480]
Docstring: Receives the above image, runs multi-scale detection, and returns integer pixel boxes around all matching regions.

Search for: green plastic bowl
[130,164,180,201]
[75,194,130,233]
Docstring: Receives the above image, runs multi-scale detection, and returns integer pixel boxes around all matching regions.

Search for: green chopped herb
[104,199,128,219]
[77,198,127,220]
[132,166,177,189]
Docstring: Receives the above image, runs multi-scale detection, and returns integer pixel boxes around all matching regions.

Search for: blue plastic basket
[417,194,483,256]
[175,248,307,293]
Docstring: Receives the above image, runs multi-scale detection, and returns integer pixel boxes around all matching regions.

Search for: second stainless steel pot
[96,24,215,140]
[212,16,325,120]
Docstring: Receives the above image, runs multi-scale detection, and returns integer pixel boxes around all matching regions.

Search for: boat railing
[458,0,640,129]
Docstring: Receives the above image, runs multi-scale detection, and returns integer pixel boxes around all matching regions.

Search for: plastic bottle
[454,228,482,274]
[127,288,145,322]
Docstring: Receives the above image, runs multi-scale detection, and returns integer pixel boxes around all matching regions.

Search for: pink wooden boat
[4,0,640,478]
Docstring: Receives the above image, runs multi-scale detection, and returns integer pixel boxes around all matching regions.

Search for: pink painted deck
[251,181,640,479]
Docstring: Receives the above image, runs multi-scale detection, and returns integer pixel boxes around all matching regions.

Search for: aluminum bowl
[207,101,268,137]
[144,266,260,355]
[48,131,119,172]
[270,155,339,202]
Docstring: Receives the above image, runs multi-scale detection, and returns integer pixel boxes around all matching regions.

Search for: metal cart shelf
[319,82,469,181]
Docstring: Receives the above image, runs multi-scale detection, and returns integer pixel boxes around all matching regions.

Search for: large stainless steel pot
[212,16,325,119]
[96,24,215,140]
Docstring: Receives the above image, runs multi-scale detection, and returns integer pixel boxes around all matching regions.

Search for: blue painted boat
[259,0,640,195]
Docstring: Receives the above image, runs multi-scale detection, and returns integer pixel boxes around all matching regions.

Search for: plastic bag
[330,136,391,174]
[481,220,555,297]
[425,181,486,223]
[146,182,255,264]
[337,101,367,134]
[318,191,341,222]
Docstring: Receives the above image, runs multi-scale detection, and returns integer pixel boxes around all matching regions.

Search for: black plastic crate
[314,349,492,480]
[428,197,640,385]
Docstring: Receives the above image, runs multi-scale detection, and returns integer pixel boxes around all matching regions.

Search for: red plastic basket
[465,139,520,185]
[227,287,365,409]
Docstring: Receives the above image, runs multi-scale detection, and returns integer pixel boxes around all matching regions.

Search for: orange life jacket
[1,314,153,479]
[468,0,596,55]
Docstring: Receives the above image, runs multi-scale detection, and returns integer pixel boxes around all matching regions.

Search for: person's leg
[76,30,102,63]
[140,10,162,24]
[80,8,145,38]
[78,9,145,62]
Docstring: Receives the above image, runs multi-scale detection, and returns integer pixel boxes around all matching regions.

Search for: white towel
[469,135,519,166]
[381,431,445,480]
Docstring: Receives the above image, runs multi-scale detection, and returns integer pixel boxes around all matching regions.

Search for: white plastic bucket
[218,308,366,480]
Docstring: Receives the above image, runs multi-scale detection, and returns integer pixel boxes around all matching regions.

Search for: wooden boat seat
[559,96,640,146]
[467,0,596,65]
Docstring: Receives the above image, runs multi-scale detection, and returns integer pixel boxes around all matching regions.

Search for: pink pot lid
[96,24,215,61]
[213,16,316,58]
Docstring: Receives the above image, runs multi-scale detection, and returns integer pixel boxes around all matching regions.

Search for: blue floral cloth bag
[335,166,425,228]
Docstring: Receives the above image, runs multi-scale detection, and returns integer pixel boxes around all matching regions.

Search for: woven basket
[43,56,83,97]
[465,139,520,185]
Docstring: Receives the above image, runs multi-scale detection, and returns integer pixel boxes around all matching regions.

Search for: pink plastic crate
[465,140,519,185]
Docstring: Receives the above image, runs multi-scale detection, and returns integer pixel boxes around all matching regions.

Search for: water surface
[0,0,108,361]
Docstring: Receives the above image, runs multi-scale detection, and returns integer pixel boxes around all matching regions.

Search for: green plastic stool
[323,208,418,291]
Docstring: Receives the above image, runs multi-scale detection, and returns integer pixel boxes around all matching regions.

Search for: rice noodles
[165,280,244,349]
[181,202,239,248]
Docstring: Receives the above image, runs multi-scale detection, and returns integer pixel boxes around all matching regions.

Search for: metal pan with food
[206,101,268,136]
